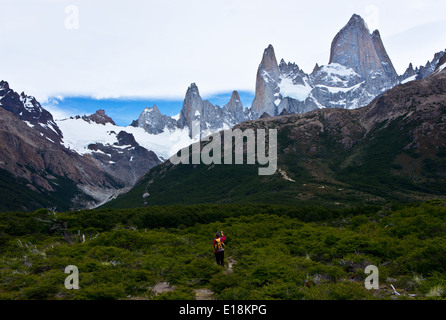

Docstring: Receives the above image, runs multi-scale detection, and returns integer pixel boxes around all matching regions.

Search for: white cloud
[42,102,76,121]
[0,0,445,102]
[364,5,380,31]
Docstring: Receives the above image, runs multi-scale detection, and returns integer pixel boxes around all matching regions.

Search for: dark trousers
[215,250,224,266]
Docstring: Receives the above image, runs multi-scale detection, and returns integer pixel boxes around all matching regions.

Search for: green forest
[1,200,445,300]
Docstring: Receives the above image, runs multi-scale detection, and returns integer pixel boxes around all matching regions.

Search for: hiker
[213,231,226,267]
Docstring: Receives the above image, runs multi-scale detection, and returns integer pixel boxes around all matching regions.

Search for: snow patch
[278,78,312,102]
[401,75,417,84]
[320,63,358,77]
[261,70,279,84]
[23,121,35,128]
[437,62,446,73]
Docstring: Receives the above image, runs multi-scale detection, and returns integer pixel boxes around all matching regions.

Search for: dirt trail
[153,281,175,295]
[225,257,236,274]
[194,288,214,300]
[195,256,236,300]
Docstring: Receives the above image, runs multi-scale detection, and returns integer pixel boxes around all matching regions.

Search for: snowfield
[56,118,196,161]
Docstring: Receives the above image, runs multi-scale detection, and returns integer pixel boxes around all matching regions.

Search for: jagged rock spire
[371,30,398,80]
[223,90,245,124]
[177,83,204,131]
[251,44,280,117]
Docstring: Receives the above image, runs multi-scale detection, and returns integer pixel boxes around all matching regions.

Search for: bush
[153,286,195,300]
[0,201,445,300]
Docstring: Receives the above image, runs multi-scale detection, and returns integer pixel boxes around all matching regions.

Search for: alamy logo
[64,265,79,290]
[64,5,79,30]
[169,121,277,176]
[364,265,379,290]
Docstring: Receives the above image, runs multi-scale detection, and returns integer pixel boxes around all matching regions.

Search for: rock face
[251,14,402,118]
[177,83,200,130]
[251,45,281,117]
[370,30,399,81]
[329,15,398,83]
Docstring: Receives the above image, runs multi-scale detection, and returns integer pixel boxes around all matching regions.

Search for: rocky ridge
[135,83,250,139]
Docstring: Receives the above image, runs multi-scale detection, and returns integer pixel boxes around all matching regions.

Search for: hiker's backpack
[215,238,225,251]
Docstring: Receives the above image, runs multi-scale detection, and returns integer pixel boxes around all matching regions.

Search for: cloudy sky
[1,0,446,124]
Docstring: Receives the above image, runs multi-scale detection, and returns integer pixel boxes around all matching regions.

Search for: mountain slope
[0,83,165,211]
[0,105,123,211]
[104,60,446,209]
[0,81,63,144]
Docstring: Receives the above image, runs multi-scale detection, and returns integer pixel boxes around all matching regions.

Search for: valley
[0,11,445,305]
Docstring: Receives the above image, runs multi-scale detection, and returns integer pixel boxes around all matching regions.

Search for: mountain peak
[250,45,280,117]
[148,104,161,114]
[85,109,116,126]
[177,82,204,131]
[0,80,10,91]
[342,14,369,34]
[188,82,199,91]
[329,14,396,81]
[372,29,380,37]
[260,44,279,78]
[230,90,240,102]
[265,44,274,52]
[0,82,63,144]
[371,28,398,79]
[347,14,368,28]
[185,83,201,99]
[221,90,245,123]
